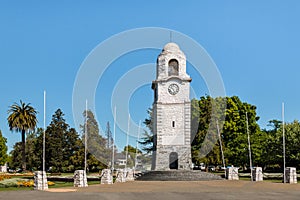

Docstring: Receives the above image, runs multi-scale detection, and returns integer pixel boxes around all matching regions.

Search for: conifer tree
[0,130,8,166]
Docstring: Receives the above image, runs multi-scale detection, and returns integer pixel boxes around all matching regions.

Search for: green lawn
[49,180,99,188]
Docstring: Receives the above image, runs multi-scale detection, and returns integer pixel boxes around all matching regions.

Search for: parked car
[193,163,206,171]
[200,163,205,171]
[216,165,226,171]
[208,165,216,171]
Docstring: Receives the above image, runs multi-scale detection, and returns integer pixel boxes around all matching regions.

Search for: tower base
[136,170,223,181]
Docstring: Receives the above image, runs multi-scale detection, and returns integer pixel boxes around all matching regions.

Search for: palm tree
[7,100,37,171]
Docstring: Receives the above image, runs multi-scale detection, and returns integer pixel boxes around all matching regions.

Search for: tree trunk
[21,129,26,171]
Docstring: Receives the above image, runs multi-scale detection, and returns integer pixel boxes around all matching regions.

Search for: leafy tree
[275,120,300,168]
[138,108,154,153]
[122,145,142,168]
[45,109,81,172]
[87,154,106,172]
[69,139,85,170]
[191,96,226,167]
[9,142,22,170]
[260,120,283,170]
[9,129,42,171]
[191,96,261,169]
[45,109,66,171]
[7,100,37,171]
[123,145,142,154]
[144,108,154,133]
[267,119,282,132]
[0,130,8,166]
[61,128,81,172]
[8,109,109,173]
[25,129,42,171]
[81,110,109,170]
[138,130,154,153]
[105,121,113,149]
[222,96,260,167]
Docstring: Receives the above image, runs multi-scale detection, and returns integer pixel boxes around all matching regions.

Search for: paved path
[1,180,300,200]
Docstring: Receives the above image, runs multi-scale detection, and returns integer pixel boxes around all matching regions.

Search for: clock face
[168,83,179,95]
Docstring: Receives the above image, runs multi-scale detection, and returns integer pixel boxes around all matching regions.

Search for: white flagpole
[246,112,253,181]
[112,106,116,171]
[125,114,130,170]
[43,90,46,190]
[135,120,141,170]
[85,100,88,174]
[282,102,286,183]
[43,91,46,172]
[216,120,225,171]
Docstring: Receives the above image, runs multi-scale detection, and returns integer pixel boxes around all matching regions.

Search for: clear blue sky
[1,1,300,152]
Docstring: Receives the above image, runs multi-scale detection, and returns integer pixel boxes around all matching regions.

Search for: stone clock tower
[152,42,192,170]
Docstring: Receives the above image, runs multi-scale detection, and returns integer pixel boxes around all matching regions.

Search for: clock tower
[152,42,192,170]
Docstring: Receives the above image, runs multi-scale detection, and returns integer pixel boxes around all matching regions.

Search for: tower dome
[163,42,180,51]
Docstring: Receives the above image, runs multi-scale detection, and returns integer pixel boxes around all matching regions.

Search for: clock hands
[168,84,179,95]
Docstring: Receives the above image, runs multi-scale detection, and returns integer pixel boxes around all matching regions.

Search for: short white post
[100,169,113,184]
[74,170,88,187]
[34,171,48,190]
[285,167,297,184]
[252,167,263,181]
[225,167,239,180]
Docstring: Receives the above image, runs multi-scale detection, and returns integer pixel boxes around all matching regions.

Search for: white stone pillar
[100,169,113,184]
[115,169,126,183]
[126,169,135,181]
[0,164,7,173]
[34,171,48,190]
[252,167,263,181]
[74,170,88,187]
[285,167,297,184]
[225,167,239,180]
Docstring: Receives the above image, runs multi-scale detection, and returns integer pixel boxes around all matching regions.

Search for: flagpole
[246,112,253,181]
[282,102,286,183]
[216,120,225,171]
[135,120,141,171]
[125,114,130,170]
[112,106,116,171]
[85,100,88,174]
[43,90,46,190]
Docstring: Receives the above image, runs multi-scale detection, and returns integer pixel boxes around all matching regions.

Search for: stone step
[136,170,223,181]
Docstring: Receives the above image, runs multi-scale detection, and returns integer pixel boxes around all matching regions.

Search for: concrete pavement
[1,180,300,200]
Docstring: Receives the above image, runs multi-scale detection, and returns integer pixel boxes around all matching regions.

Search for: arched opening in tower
[169,152,179,169]
[168,59,179,76]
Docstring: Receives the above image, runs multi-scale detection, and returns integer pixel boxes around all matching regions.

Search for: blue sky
[1,1,300,152]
